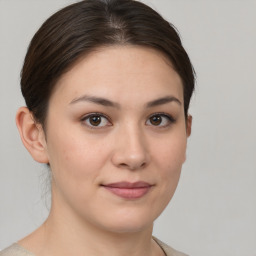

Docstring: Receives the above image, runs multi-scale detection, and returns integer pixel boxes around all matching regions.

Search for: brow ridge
[70,95,120,108]
[70,94,181,108]
[146,96,181,108]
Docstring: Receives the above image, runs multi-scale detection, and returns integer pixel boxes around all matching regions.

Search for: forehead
[50,45,184,105]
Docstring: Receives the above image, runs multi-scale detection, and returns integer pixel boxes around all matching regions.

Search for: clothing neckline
[14,237,168,256]
[11,243,34,256]
[152,236,167,256]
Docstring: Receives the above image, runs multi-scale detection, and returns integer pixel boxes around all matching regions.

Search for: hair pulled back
[21,0,195,128]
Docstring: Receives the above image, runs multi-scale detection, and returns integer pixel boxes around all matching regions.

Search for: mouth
[101,181,153,199]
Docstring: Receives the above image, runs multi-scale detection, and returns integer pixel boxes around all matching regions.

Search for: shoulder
[153,237,189,256]
[0,244,34,256]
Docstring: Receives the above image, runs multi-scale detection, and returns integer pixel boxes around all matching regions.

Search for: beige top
[0,237,188,256]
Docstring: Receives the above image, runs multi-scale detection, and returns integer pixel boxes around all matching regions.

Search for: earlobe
[16,107,49,163]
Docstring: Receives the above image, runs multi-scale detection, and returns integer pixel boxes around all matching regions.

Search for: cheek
[155,133,187,170]
[47,135,103,206]
[46,127,112,189]
[144,134,187,219]
[152,131,187,192]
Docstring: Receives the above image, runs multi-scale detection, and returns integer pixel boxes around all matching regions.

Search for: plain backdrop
[0,0,255,255]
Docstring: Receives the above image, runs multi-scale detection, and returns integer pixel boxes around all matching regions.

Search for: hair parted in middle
[21,0,195,128]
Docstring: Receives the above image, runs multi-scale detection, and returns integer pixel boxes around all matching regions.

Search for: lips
[101,181,153,199]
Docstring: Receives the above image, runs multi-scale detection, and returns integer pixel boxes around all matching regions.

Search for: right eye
[81,113,111,128]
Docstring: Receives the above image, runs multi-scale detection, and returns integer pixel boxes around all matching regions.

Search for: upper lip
[102,181,152,188]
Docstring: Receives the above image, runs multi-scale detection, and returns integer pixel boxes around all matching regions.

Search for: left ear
[186,115,192,137]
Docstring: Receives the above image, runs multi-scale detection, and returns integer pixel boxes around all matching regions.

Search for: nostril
[111,141,150,170]
[141,162,146,168]
[119,161,147,170]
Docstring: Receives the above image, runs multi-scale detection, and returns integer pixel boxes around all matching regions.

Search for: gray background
[0,0,255,255]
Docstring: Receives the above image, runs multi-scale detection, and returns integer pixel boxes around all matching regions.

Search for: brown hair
[21,0,195,128]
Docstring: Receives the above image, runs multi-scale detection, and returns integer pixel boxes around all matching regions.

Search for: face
[43,46,190,234]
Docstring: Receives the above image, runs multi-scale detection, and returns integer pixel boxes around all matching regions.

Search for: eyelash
[146,112,176,128]
[80,112,112,129]
[80,112,175,129]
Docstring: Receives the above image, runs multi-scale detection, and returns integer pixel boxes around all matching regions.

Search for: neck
[19,194,164,256]
[44,212,155,256]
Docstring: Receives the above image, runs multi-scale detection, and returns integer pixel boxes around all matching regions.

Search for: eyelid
[80,112,112,128]
[80,112,175,129]
[146,112,176,127]
[147,112,175,120]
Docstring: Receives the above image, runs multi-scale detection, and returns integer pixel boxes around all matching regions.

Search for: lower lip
[103,186,152,199]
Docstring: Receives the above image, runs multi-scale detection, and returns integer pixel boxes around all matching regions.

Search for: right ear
[16,107,49,163]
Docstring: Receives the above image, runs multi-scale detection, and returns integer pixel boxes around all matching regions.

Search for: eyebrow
[70,94,181,108]
[145,96,182,108]
[70,95,120,108]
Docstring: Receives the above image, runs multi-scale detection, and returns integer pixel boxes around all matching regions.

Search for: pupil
[90,116,101,126]
[151,115,162,125]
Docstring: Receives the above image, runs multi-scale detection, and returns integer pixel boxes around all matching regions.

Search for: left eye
[146,114,174,127]
[82,114,111,128]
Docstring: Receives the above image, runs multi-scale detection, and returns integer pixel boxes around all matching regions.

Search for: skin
[16,46,192,256]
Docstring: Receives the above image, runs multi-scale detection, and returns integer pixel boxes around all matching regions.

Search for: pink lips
[102,181,152,199]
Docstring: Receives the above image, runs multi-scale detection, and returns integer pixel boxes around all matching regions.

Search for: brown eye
[146,113,175,127]
[149,115,162,126]
[89,115,102,126]
[82,113,111,128]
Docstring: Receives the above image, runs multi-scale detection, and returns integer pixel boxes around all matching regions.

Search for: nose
[111,126,150,171]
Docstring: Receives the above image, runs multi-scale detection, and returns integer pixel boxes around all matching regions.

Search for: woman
[0,0,194,255]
